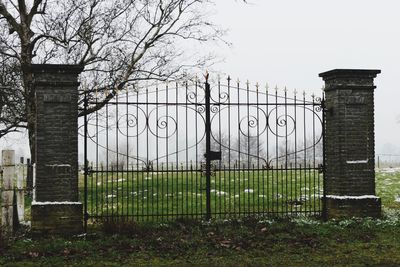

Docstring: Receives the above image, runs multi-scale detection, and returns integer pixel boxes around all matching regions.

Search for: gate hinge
[318,164,324,174]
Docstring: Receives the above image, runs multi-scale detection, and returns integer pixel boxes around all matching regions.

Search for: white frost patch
[211,189,227,196]
[301,187,310,191]
[165,193,173,197]
[244,189,254,193]
[346,160,368,164]
[235,194,240,198]
[106,195,116,198]
[144,177,152,180]
[108,179,126,183]
[46,164,71,167]
[395,197,400,203]
[32,201,81,205]
[379,167,400,174]
[258,195,266,198]
[325,195,379,200]
[97,182,102,186]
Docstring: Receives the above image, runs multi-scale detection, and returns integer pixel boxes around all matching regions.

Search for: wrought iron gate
[83,76,325,225]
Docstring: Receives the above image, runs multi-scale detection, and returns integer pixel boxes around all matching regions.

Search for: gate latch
[204,151,221,161]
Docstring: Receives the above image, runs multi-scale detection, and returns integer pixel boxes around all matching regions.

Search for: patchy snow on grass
[211,189,227,196]
[244,189,254,193]
[106,195,116,198]
[395,197,400,203]
[32,201,81,205]
[108,179,126,183]
[379,167,400,173]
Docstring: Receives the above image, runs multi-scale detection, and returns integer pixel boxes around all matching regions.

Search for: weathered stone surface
[319,69,381,219]
[31,64,84,234]
[325,197,381,219]
[31,203,83,235]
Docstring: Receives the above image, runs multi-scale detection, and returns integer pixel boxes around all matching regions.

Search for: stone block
[31,203,83,235]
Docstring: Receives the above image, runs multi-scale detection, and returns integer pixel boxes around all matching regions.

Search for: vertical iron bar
[303,93,307,214]
[166,83,169,220]
[156,83,160,220]
[237,80,241,216]
[83,91,88,232]
[218,78,222,218]
[246,81,250,215]
[294,92,298,216]
[175,82,179,219]
[227,77,231,215]
[205,79,212,221]
[116,90,119,221]
[322,96,327,220]
[126,88,129,219]
[185,81,189,217]
[265,88,269,213]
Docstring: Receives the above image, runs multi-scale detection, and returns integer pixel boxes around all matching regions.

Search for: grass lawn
[82,168,323,221]
[1,214,400,266]
[1,168,399,266]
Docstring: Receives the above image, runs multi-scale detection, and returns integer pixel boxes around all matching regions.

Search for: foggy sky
[1,0,399,160]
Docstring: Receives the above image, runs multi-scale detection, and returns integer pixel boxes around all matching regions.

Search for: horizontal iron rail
[88,101,321,106]
[87,211,322,219]
[88,166,323,173]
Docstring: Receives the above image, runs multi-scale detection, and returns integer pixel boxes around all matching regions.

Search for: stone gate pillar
[31,64,84,234]
[319,69,381,219]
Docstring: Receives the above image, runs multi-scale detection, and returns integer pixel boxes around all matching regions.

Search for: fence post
[16,157,25,223]
[30,64,84,235]
[319,69,382,219]
[1,150,15,236]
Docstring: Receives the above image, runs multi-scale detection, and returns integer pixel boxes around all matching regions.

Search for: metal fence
[83,77,325,224]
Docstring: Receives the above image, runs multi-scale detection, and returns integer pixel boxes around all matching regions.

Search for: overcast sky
[211,0,400,154]
[1,0,399,159]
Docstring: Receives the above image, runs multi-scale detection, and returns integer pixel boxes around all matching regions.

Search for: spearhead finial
[227,75,231,83]
[265,83,269,92]
[274,85,279,92]
[255,82,260,91]
[204,71,209,82]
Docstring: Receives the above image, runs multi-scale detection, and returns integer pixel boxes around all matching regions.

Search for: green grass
[376,168,400,210]
[82,168,323,221]
[1,215,400,266]
[1,168,400,266]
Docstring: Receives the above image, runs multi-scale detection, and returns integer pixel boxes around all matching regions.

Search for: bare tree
[0,54,24,138]
[0,0,226,159]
